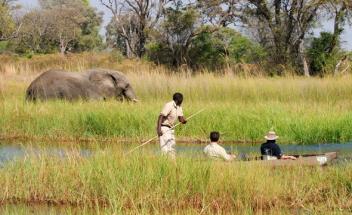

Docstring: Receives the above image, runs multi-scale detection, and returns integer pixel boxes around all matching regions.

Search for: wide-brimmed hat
[265,131,279,140]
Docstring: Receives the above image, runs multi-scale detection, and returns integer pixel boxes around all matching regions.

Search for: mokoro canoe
[249,152,337,167]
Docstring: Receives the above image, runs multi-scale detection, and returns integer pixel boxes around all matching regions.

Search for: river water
[1,141,352,166]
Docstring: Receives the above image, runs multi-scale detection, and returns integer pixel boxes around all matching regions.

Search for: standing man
[157,93,187,159]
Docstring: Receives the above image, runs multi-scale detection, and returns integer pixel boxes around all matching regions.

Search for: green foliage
[0,41,8,52]
[11,0,102,55]
[188,28,266,69]
[162,6,198,37]
[0,4,16,40]
[188,29,226,69]
[308,32,341,75]
[145,41,174,65]
[74,7,103,52]
[147,26,266,70]
[144,4,201,67]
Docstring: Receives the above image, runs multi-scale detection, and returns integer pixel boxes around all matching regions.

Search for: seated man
[260,131,296,160]
[204,131,236,161]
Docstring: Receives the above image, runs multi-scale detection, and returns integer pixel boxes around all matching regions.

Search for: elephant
[26,69,138,102]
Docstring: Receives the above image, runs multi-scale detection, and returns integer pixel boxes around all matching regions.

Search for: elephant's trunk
[123,86,138,102]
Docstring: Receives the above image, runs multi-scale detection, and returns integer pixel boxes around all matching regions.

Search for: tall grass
[0,147,351,213]
[1,53,352,143]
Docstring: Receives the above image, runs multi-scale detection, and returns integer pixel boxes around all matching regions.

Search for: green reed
[2,55,352,143]
[0,147,351,214]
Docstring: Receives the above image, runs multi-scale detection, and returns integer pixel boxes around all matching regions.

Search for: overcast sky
[18,0,352,50]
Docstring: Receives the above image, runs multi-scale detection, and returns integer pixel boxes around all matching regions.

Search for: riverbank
[0,146,351,214]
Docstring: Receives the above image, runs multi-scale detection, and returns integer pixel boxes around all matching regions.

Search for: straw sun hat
[264,131,279,140]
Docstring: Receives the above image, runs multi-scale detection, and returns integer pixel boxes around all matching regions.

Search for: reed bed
[0,147,351,214]
[1,53,352,143]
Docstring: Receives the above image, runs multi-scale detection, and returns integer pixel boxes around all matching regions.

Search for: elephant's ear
[108,74,118,87]
[109,72,129,89]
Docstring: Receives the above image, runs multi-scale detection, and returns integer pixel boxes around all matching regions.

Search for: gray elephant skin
[26,69,137,102]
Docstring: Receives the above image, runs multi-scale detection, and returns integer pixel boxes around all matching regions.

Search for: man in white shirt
[204,131,236,161]
[157,93,187,159]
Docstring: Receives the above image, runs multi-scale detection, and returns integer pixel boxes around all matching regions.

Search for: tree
[12,0,102,54]
[243,0,329,76]
[12,9,53,53]
[148,7,200,67]
[322,0,352,53]
[51,5,86,55]
[0,5,15,41]
[308,32,339,75]
[100,0,167,58]
[39,0,102,53]
[196,0,241,27]
[148,26,266,69]
[200,0,332,75]
[14,6,85,55]
[75,6,103,52]
[0,0,20,42]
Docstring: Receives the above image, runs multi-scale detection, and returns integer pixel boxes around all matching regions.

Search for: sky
[18,0,352,50]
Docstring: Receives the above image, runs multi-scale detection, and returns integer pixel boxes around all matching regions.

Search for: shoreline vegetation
[0,147,351,214]
[2,53,352,144]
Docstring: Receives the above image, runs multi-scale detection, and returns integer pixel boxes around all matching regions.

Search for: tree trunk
[60,39,66,56]
[334,55,348,76]
[125,38,133,58]
[299,39,310,77]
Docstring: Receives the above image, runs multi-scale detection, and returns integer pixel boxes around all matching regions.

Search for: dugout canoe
[249,152,337,167]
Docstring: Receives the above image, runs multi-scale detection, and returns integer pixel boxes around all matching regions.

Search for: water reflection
[2,141,352,166]
[0,143,91,166]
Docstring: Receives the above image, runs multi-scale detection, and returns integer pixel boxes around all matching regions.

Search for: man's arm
[157,115,165,137]
[219,147,235,161]
[281,155,297,160]
[273,144,283,159]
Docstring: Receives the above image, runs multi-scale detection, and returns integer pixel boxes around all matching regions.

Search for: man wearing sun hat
[260,131,296,160]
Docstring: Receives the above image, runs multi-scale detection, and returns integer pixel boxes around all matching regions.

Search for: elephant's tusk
[132,99,139,102]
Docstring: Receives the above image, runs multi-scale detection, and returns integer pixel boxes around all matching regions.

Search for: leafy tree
[74,6,103,52]
[308,32,341,75]
[0,4,16,41]
[12,9,55,54]
[146,3,214,67]
[13,6,86,55]
[187,27,266,69]
[12,0,102,54]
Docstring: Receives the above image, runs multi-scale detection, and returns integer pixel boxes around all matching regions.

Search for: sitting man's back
[204,131,235,161]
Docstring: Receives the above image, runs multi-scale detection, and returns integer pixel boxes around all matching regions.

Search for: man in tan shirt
[157,93,187,159]
[204,131,236,161]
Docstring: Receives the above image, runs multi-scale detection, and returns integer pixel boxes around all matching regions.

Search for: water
[0,143,91,166]
[2,141,352,166]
